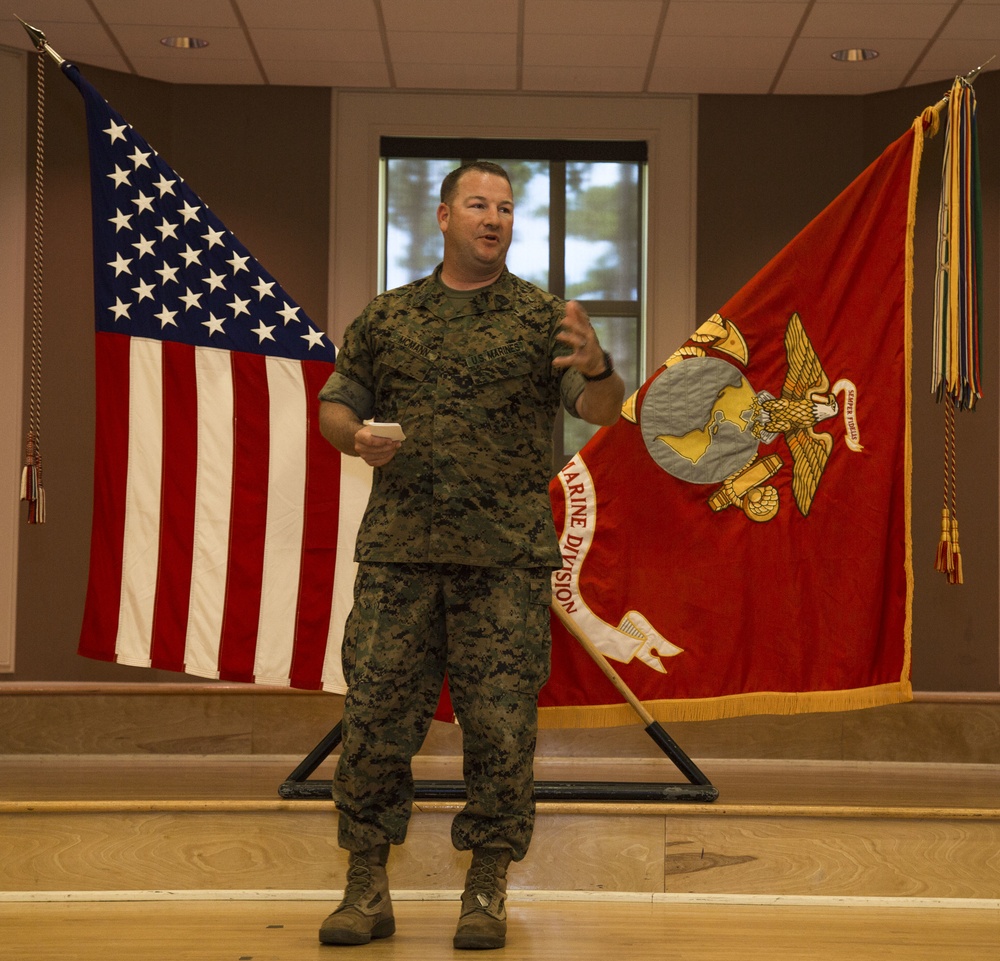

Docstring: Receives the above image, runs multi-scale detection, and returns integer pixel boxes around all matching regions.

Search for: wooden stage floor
[2,897,998,961]
[1,754,997,960]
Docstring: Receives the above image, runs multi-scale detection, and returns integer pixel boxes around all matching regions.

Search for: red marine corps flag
[541,117,929,725]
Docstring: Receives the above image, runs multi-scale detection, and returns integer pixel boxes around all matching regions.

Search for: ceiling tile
[649,64,774,94]
[237,0,379,30]
[264,59,392,87]
[939,1,1000,40]
[1,0,97,26]
[774,66,911,94]
[525,0,664,35]
[521,64,648,91]
[250,28,385,62]
[381,0,519,32]
[97,0,238,27]
[816,0,980,4]
[126,56,265,84]
[906,68,981,91]
[388,30,517,64]
[665,1,808,37]
[523,32,653,66]
[915,39,1000,76]
[392,62,519,89]
[802,2,954,38]
[0,18,124,61]
[653,34,790,70]
[647,66,777,94]
[808,0,968,5]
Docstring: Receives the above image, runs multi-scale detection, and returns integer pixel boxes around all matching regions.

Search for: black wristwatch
[582,350,614,382]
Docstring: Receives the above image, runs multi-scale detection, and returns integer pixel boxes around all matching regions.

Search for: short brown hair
[440,161,512,204]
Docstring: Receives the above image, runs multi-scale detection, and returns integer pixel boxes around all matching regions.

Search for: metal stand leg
[280,605,717,802]
[279,718,717,802]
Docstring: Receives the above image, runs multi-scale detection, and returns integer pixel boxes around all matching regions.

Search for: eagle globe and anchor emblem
[626,312,863,521]
[553,310,863,679]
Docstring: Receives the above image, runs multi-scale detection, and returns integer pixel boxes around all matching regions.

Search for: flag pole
[551,602,714,788]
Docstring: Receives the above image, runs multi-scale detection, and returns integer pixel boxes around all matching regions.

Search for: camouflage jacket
[319,267,585,568]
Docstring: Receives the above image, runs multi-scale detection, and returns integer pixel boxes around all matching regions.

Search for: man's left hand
[553,301,608,377]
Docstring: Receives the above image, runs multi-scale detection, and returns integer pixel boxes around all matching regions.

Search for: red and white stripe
[79,331,364,692]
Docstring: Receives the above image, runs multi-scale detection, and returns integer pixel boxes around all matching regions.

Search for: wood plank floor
[2,898,998,961]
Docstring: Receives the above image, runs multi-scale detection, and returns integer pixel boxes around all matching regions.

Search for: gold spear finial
[962,53,996,85]
[15,15,66,65]
[938,54,996,103]
[927,53,995,120]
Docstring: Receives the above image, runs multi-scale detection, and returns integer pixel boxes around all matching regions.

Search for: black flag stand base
[280,605,717,803]
[278,716,718,802]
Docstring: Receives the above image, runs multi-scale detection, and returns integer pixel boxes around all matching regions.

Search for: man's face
[437,171,514,277]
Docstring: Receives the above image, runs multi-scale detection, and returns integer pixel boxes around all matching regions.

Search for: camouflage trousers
[332,562,553,861]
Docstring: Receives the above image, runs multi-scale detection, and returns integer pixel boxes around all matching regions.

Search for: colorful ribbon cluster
[932,77,983,410]
[932,78,983,584]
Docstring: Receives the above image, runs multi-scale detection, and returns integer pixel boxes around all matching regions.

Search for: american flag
[69,63,360,692]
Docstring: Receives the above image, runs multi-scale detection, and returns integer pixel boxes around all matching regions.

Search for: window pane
[564,162,640,301]
[594,314,640,396]
[561,313,640,457]
[385,158,456,289]
[494,159,549,291]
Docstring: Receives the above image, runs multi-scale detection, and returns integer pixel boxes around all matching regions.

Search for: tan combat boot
[453,847,513,950]
[318,844,395,945]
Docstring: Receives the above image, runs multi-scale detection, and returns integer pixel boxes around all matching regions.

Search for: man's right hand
[354,426,402,467]
[319,401,401,467]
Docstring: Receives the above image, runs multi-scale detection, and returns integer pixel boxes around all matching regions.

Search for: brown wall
[8,62,999,692]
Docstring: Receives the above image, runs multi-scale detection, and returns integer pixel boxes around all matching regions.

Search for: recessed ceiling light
[831,48,879,62]
[160,36,209,49]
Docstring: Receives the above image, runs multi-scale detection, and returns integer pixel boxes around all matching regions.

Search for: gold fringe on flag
[930,73,984,583]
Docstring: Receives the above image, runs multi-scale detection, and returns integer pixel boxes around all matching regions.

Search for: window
[380,138,646,463]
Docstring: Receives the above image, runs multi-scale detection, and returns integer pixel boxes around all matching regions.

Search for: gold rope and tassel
[933,399,961,582]
[946,395,963,585]
[20,432,45,525]
[949,517,963,585]
[933,510,951,575]
[22,48,48,524]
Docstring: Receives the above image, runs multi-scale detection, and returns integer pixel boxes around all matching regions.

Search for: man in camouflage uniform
[316,161,624,950]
